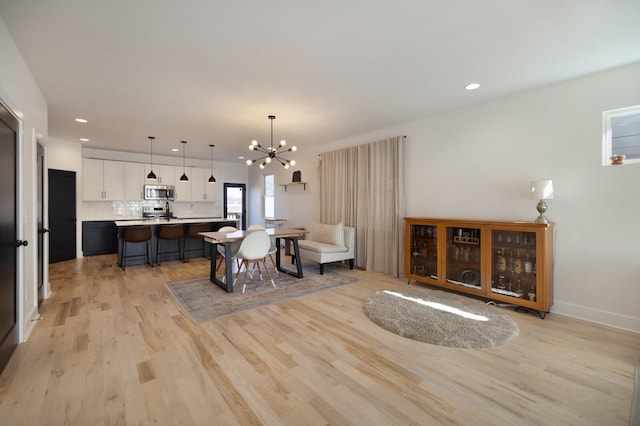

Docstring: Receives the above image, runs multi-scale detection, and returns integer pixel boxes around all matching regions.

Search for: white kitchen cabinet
[191,167,206,201]
[83,159,124,200]
[83,159,103,200]
[174,166,192,201]
[190,167,219,202]
[188,167,220,202]
[144,164,175,185]
[204,168,218,202]
[124,162,146,200]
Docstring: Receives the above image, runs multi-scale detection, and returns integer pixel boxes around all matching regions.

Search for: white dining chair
[215,226,241,276]
[232,230,275,294]
[247,224,278,274]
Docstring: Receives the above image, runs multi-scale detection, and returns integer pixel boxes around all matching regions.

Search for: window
[602,105,640,165]
[264,174,275,218]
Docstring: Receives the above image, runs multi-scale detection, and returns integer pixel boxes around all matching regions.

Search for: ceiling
[1,1,640,163]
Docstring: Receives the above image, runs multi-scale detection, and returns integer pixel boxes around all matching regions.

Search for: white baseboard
[21,305,40,342]
[551,301,640,333]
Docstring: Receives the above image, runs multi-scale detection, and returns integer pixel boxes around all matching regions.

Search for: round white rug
[364,287,519,348]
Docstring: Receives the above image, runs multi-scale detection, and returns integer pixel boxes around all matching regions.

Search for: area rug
[363,286,519,348]
[166,265,359,323]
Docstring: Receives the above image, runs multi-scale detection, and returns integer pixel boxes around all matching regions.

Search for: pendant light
[179,140,189,181]
[246,115,297,169]
[208,144,216,183]
[147,136,157,180]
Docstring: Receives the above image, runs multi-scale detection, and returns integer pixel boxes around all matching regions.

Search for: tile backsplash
[82,201,221,220]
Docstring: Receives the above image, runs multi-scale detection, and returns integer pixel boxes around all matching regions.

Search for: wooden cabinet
[83,159,124,200]
[405,218,554,317]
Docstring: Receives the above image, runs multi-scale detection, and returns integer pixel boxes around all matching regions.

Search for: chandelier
[246,115,297,169]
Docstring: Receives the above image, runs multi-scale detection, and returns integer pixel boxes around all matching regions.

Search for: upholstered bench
[295,223,355,274]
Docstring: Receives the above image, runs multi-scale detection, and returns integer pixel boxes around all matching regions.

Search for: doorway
[37,143,48,303]
[223,183,247,230]
[0,101,19,374]
[48,169,77,263]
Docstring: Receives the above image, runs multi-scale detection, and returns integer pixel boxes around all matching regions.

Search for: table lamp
[530,180,554,223]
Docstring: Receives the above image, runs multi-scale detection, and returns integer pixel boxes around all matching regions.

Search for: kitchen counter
[114,217,238,227]
[115,218,239,267]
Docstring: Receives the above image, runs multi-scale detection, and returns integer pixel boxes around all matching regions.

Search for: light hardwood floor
[0,254,638,425]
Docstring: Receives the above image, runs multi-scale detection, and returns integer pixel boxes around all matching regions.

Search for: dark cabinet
[82,221,118,256]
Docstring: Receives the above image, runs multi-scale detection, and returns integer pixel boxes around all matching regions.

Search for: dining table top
[199,227,308,243]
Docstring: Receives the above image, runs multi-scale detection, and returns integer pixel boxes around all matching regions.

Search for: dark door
[0,101,20,374]
[223,183,247,230]
[37,143,48,303]
[48,169,76,263]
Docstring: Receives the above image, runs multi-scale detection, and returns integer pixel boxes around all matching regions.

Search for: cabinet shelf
[280,182,307,191]
[405,217,554,318]
[453,236,480,244]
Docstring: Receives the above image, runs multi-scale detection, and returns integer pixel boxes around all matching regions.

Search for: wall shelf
[280,182,307,191]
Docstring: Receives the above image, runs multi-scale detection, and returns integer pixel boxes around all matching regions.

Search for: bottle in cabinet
[407,223,439,280]
[445,225,482,289]
[514,250,522,274]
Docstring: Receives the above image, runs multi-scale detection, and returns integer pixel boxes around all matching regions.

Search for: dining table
[199,228,309,292]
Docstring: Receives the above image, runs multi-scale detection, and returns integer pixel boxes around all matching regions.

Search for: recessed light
[464,83,480,91]
[75,118,88,123]
[238,156,245,160]
[171,148,179,152]
[80,138,90,142]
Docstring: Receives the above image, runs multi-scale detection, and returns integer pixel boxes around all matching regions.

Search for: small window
[264,174,275,218]
[602,105,640,165]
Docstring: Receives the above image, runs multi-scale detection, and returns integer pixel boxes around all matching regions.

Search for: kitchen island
[114,217,239,267]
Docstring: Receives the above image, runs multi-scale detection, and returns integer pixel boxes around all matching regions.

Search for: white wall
[247,155,319,229]
[0,15,48,341]
[271,61,640,332]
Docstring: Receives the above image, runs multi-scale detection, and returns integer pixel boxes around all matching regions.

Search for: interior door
[0,101,20,374]
[223,183,246,230]
[48,169,77,263]
[37,143,48,303]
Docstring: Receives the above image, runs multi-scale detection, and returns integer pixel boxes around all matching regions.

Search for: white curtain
[318,136,405,276]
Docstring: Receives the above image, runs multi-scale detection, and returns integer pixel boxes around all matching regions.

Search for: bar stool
[120,225,153,271]
[155,224,185,265]
[184,222,211,262]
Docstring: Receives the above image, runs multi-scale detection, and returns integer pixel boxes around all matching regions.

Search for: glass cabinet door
[409,224,439,280]
[490,229,537,301]
[445,226,482,289]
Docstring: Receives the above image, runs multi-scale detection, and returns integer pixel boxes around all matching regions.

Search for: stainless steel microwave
[144,184,175,201]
